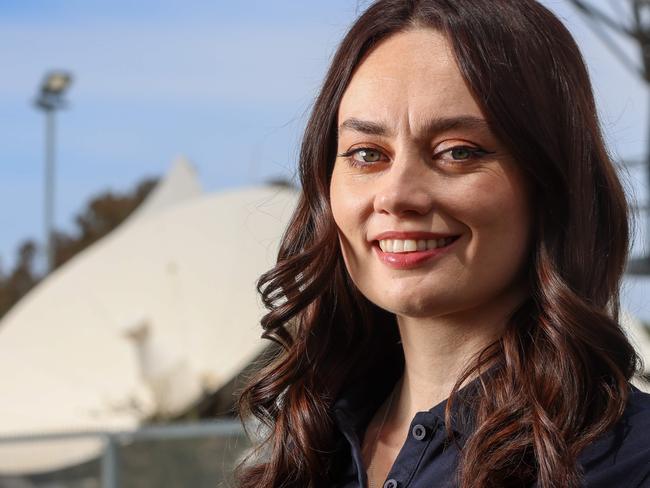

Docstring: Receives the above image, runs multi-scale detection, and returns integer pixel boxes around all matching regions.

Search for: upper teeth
[379,237,454,253]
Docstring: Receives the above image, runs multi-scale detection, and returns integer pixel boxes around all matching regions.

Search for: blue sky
[0,0,365,262]
[1,0,649,316]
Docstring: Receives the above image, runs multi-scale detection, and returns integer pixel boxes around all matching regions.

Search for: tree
[53,178,157,269]
[0,240,39,318]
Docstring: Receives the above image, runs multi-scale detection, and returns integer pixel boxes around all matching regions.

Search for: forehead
[338,28,484,134]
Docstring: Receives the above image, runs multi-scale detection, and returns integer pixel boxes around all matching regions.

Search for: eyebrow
[338,115,491,138]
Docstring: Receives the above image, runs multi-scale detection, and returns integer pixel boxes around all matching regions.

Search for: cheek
[461,170,530,233]
[330,171,371,239]
[329,173,349,235]
[330,170,375,289]
[447,172,531,282]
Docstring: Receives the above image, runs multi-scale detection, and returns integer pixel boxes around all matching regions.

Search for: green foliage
[0,241,39,317]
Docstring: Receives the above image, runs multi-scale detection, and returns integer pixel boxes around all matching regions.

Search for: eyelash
[337,145,494,168]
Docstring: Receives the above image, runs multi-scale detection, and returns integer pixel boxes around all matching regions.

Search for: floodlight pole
[44,109,56,274]
[34,71,72,273]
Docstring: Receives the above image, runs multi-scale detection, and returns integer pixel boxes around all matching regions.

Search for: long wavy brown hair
[235,1,640,487]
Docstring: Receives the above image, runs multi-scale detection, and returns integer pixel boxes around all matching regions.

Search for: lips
[371,233,460,270]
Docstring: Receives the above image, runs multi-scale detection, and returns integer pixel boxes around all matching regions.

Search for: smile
[378,237,455,253]
[373,235,460,269]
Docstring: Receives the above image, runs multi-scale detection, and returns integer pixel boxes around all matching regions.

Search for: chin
[367,290,454,319]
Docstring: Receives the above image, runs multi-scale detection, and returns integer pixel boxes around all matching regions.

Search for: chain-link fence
[0,420,249,488]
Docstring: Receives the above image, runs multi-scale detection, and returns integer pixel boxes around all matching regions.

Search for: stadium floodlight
[34,70,73,272]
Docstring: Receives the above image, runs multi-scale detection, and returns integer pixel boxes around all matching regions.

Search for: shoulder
[579,385,650,487]
[625,384,650,422]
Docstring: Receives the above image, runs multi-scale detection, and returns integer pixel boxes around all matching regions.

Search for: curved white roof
[126,155,203,223]
[0,159,298,473]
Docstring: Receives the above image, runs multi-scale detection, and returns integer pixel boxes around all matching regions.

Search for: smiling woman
[331,30,530,324]
[235,1,650,488]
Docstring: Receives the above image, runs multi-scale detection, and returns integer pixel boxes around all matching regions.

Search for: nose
[373,155,435,217]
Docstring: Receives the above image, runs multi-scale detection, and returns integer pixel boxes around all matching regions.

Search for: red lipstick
[372,233,460,270]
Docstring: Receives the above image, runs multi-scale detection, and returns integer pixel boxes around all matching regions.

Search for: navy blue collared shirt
[329,364,650,488]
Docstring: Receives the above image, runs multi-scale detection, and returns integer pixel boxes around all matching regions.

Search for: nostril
[373,188,435,217]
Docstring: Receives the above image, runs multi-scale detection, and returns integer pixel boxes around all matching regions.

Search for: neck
[391,291,525,426]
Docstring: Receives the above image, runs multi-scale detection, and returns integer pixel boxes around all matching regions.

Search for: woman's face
[330,28,531,319]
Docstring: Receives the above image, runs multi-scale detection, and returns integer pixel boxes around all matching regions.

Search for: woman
[236,1,650,487]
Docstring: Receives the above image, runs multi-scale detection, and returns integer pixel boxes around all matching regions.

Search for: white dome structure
[0,158,298,474]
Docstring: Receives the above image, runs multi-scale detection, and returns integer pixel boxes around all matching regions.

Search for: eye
[354,148,383,163]
[435,145,493,163]
[337,147,388,167]
[450,147,473,160]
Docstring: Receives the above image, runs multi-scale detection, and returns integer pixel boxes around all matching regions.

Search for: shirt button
[412,423,427,441]
[383,480,398,488]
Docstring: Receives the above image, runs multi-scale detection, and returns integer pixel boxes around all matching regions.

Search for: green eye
[450,147,472,160]
[434,145,493,165]
[355,149,382,163]
[337,147,387,168]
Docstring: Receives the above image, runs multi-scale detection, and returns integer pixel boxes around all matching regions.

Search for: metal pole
[647,91,650,262]
[101,433,119,488]
[44,109,56,272]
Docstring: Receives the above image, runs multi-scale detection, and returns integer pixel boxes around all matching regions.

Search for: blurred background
[0,1,649,487]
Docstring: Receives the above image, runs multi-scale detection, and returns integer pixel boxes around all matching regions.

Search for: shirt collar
[332,356,483,440]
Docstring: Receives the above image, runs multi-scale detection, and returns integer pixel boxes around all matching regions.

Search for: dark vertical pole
[646,91,650,263]
[101,434,119,488]
[44,109,56,272]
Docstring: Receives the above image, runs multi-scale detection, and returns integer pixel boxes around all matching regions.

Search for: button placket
[411,423,427,441]
[380,413,439,488]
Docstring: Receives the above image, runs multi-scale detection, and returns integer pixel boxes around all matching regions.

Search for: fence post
[101,433,119,488]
